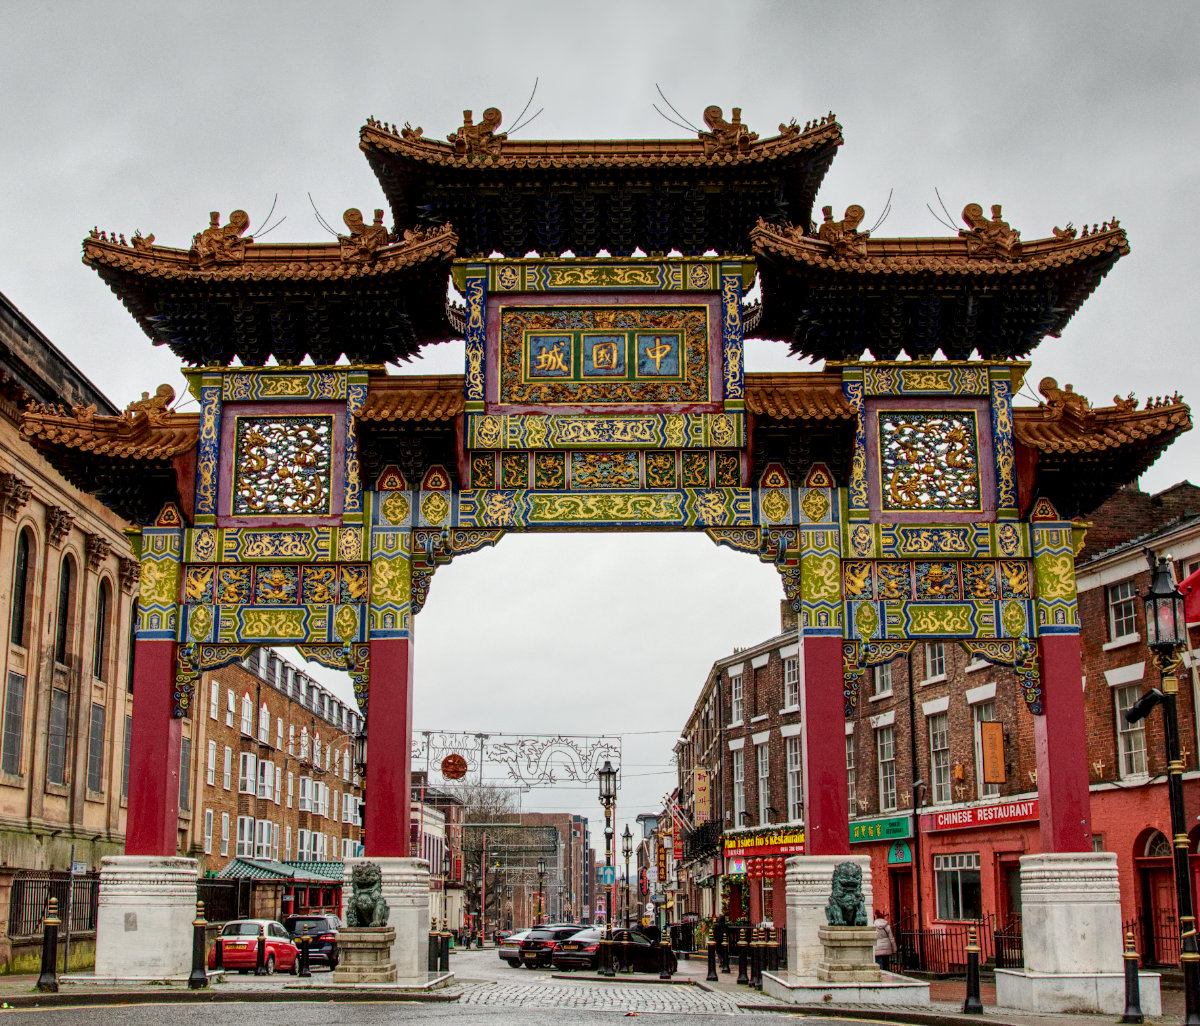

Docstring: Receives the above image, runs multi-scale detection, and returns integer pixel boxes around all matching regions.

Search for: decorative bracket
[958,638,1042,713]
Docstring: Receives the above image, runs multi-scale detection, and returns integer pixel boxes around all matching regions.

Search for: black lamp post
[598,759,618,976]
[622,825,633,928]
[537,856,546,925]
[1125,553,1199,1025]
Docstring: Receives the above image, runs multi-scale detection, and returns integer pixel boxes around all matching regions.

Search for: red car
[208,919,300,975]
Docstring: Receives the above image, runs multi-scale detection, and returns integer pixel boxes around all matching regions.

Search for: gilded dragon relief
[878,411,980,512]
[232,416,333,516]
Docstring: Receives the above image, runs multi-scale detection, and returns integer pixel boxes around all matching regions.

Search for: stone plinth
[332,926,397,984]
[341,857,429,983]
[784,854,872,980]
[995,852,1161,1015]
[817,925,881,983]
[94,855,197,980]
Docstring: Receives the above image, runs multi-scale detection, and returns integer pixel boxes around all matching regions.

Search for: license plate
[231,942,249,949]
[523,953,536,959]
[563,943,578,950]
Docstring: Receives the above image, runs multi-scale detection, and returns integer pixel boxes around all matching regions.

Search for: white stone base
[995,967,1161,1016]
[762,970,930,1006]
[94,855,198,980]
[284,971,454,991]
[341,857,430,984]
[784,854,873,980]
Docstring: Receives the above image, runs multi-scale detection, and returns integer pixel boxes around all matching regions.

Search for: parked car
[495,929,514,943]
[498,929,531,966]
[553,927,677,974]
[517,923,584,968]
[284,913,341,969]
[208,919,299,975]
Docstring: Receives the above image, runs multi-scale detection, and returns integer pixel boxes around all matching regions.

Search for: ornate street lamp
[597,759,619,975]
[537,856,546,925]
[622,825,633,929]
[1125,554,1199,1025]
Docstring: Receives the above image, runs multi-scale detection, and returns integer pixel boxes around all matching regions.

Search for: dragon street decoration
[412,731,622,788]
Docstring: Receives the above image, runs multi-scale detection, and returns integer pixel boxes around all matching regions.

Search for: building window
[258,702,270,744]
[285,825,292,860]
[257,759,271,800]
[276,718,283,750]
[1108,579,1139,640]
[209,682,219,721]
[876,725,897,812]
[220,812,229,857]
[179,737,191,811]
[87,703,105,792]
[255,820,270,858]
[287,772,294,808]
[92,580,111,680]
[924,643,945,681]
[240,693,252,735]
[1115,684,1148,777]
[225,689,234,728]
[9,529,32,646]
[732,749,744,823]
[236,816,254,857]
[298,828,310,860]
[203,809,213,855]
[289,725,295,755]
[238,752,256,794]
[273,822,280,860]
[973,701,1000,797]
[274,765,282,804]
[54,557,74,666]
[122,716,131,798]
[934,853,982,920]
[874,661,893,696]
[731,675,743,723]
[47,689,69,785]
[929,712,951,804]
[783,657,799,708]
[299,775,311,812]
[756,743,770,825]
[223,746,232,790]
[846,734,856,816]
[786,736,803,821]
[206,740,216,787]
[2,672,26,775]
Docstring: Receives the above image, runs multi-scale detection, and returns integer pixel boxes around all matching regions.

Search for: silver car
[499,929,531,966]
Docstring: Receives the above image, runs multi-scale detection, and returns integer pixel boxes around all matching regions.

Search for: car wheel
[329,957,339,970]
[289,956,299,976]
[265,954,275,975]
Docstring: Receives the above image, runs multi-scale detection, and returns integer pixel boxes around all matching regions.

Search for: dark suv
[284,913,341,969]
[517,923,583,968]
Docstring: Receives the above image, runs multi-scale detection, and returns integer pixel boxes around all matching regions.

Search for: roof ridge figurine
[960,202,1022,259]
[447,108,505,157]
[818,204,870,258]
[339,207,390,263]
[191,210,252,268]
[699,105,758,155]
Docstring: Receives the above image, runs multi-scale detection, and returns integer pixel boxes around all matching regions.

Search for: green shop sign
[849,816,912,844]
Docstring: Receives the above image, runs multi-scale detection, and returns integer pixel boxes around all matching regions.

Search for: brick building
[676,482,1200,966]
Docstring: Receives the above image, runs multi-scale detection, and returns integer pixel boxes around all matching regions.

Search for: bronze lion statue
[824,861,867,926]
[346,861,389,927]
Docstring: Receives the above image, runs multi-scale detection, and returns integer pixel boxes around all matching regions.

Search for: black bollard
[188,900,209,990]
[254,925,266,975]
[962,925,983,1014]
[213,927,224,970]
[706,937,718,981]
[439,928,451,974]
[298,925,311,978]
[720,935,731,973]
[736,928,749,985]
[428,920,439,972]
[659,937,672,980]
[1121,929,1144,1024]
[36,897,60,993]
[601,933,614,977]
[778,926,788,970]
[750,928,762,989]
[620,937,630,973]
[764,926,776,975]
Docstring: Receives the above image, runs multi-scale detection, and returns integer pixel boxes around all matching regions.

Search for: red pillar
[366,636,413,857]
[125,638,182,855]
[1034,634,1092,852]
[800,635,850,855]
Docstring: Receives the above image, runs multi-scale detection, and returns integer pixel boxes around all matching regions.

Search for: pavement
[0,946,1179,1023]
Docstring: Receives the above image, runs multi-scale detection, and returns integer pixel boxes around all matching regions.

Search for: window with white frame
[972,701,1000,797]
[287,772,294,808]
[257,759,271,799]
[783,657,799,708]
[925,643,946,680]
[226,689,234,727]
[203,809,213,854]
[732,749,745,822]
[300,728,309,761]
[273,822,280,860]
[1109,580,1139,641]
[333,790,340,822]
[846,734,857,815]
[1115,683,1148,777]
[934,852,982,920]
[285,825,292,861]
[756,743,770,824]
[223,746,232,790]
[238,752,256,794]
[874,661,893,696]
[258,703,270,743]
[731,675,743,723]
[299,775,311,811]
[255,819,271,858]
[274,765,282,804]
[240,693,252,735]
[220,812,229,856]
[929,712,951,803]
[236,815,254,856]
[298,828,310,860]
[877,725,897,812]
[209,682,219,720]
[289,725,295,756]
[786,736,803,821]
[206,740,216,787]
[276,718,283,750]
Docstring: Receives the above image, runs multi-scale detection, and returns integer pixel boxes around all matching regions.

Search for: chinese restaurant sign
[923,798,1038,832]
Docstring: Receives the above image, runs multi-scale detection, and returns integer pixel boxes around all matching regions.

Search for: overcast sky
[3,2,1198,847]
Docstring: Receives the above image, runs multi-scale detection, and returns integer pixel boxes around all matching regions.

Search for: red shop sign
[923,798,1039,833]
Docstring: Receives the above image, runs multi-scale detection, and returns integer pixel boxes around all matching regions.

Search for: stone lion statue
[824,862,867,926]
[346,862,389,927]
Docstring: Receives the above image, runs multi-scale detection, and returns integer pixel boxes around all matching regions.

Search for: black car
[284,913,341,968]
[517,923,583,968]
[553,927,677,974]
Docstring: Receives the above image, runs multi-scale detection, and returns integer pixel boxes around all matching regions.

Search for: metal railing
[8,871,98,938]
[196,879,253,924]
[992,914,1023,969]
[1124,913,1181,967]
[896,913,999,975]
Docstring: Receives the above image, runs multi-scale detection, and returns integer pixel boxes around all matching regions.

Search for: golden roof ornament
[699,106,758,155]
[959,202,1021,259]
[817,204,870,258]
[339,208,390,263]
[1038,377,1094,424]
[123,384,175,424]
[447,108,505,157]
[191,210,252,268]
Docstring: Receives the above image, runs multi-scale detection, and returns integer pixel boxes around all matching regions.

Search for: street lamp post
[537,856,546,925]
[622,825,633,929]
[598,759,618,976]
[442,852,452,927]
[1125,554,1200,1026]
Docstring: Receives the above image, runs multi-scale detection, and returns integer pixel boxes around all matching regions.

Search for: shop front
[723,827,804,926]
[851,814,915,925]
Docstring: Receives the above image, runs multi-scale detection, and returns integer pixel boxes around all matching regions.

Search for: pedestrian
[873,909,896,970]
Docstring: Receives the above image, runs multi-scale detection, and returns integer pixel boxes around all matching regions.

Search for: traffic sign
[601,865,615,885]
[70,861,87,876]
